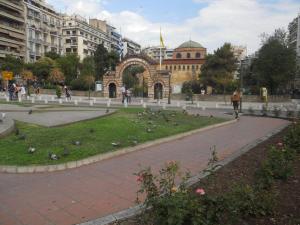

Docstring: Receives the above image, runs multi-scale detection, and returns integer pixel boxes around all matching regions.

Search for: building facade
[61,15,112,60]
[122,38,141,57]
[89,18,122,54]
[24,0,62,62]
[0,0,26,59]
[162,40,206,93]
[142,46,174,61]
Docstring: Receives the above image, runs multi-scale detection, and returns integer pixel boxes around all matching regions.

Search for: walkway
[0,116,289,225]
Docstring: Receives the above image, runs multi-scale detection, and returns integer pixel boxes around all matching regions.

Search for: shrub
[287,110,295,118]
[70,78,90,91]
[284,123,300,153]
[56,86,62,98]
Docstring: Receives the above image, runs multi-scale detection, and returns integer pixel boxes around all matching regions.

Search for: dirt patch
[115,127,300,225]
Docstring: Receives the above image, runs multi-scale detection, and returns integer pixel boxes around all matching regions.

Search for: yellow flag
[160,29,165,48]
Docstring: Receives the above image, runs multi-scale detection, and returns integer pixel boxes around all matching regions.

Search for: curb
[0,119,236,174]
[77,120,290,225]
[0,118,15,138]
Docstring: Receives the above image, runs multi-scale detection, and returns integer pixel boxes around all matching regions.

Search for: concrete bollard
[202,106,206,111]
[51,96,54,101]
[215,103,219,108]
[93,98,96,103]
[44,99,48,104]
[5,97,9,102]
[158,100,161,105]
[182,105,186,110]
[162,103,166,110]
[59,99,62,104]
[38,96,42,101]
[31,98,35,104]
[79,97,82,102]
[140,99,144,105]
[18,98,22,103]
[27,96,30,100]
[143,103,147,108]
[177,102,180,107]
[74,100,78,105]
[197,102,200,108]
[107,101,111,107]
[89,100,94,106]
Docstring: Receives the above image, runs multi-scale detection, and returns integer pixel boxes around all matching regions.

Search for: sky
[46,0,300,54]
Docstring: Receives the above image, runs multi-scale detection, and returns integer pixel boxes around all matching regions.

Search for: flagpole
[160,46,162,70]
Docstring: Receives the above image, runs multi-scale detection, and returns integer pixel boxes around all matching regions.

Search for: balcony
[35,38,43,44]
[29,50,35,56]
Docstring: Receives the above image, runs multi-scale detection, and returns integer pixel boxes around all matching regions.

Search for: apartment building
[23,0,62,62]
[122,37,141,57]
[89,18,122,53]
[142,46,174,61]
[289,14,300,58]
[0,0,26,59]
[62,15,111,60]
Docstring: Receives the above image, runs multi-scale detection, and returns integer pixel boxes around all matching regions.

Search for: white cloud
[48,0,299,54]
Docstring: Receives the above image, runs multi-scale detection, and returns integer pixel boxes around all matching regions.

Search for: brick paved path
[0,116,289,225]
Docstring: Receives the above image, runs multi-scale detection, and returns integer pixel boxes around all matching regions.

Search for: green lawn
[0,108,227,166]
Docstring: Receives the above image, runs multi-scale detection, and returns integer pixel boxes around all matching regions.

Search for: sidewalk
[0,116,290,225]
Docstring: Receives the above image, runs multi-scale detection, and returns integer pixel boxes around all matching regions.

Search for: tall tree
[44,51,61,60]
[49,68,65,84]
[31,57,55,81]
[94,44,109,80]
[252,29,296,94]
[56,54,80,84]
[0,55,24,75]
[200,43,237,95]
[107,50,120,71]
[81,56,95,77]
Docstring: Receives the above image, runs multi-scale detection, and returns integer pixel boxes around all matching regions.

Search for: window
[72,30,76,35]
[183,65,185,70]
[174,65,176,70]
[165,65,168,70]
[66,39,71,43]
[66,31,70,35]
[66,48,71,53]
[196,65,199,70]
[80,31,83,35]
[178,65,181,70]
[192,65,195,70]
[176,53,182,59]
[69,23,72,26]
[187,65,190,70]
[187,53,191,58]
[196,52,201,58]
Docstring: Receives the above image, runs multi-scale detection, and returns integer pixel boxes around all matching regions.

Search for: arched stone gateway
[103,54,170,99]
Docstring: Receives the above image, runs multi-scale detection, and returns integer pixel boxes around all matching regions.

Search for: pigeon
[28,146,36,154]
[132,140,138,145]
[173,122,179,126]
[73,141,81,146]
[28,109,33,115]
[210,115,214,118]
[146,128,153,133]
[15,128,20,136]
[1,113,6,119]
[62,148,70,157]
[106,108,109,114]
[111,142,121,147]
[48,152,58,160]
[18,134,26,140]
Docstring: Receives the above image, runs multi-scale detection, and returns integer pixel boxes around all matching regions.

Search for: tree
[252,29,296,95]
[56,54,80,84]
[31,57,55,81]
[122,65,145,89]
[94,44,109,80]
[200,43,237,100]
[21,70,35,95]
[81,56,95,77]
[49,68,65,84]
[45,51,61,60]
[108,50,120,71]
[84,75,95,100]
[0,55,24,75]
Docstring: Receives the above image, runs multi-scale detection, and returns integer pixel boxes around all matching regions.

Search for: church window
[183,65,185,70]
[176,53,182,59]
[178,65,181,70]
[187,65,190,70]
[196,52,201,58]
[187,53,191,58]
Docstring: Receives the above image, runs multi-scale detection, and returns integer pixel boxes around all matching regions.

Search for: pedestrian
[126,88,132,103]
[121,85,126,103]
[8,83,15,101]
[20,84,26,99]
[35,86,40,96]
[65,86,71,100]
[15,84,20,100]
[231,90,241,119]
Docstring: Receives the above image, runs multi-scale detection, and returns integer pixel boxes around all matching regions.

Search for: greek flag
[119,40,124,61]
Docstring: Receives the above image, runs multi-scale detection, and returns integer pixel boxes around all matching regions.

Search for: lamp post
[239,61,244,113]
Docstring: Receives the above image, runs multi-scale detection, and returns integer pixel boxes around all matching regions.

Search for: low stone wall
[0,118,15,138]
[40,89,104,97]
[172,94,291,102]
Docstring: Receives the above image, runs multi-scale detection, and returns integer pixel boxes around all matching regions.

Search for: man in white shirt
[121,86,126,103]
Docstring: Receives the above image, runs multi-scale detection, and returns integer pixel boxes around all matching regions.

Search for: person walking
[20,84,26,99]
[231,90,241,119]
[121,85,126,103]
[64,85,71,100]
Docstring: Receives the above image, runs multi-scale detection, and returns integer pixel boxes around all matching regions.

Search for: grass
[0,108,227,166]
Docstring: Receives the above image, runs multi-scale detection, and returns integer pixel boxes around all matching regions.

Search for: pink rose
[196,188,205,195]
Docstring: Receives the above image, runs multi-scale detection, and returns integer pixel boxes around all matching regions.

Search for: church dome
[177,40,203,49]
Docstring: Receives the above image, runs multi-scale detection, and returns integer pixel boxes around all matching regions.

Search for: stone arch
[108,82,117,98]
[103,55,170,99]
